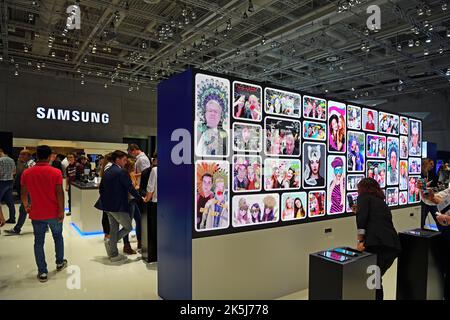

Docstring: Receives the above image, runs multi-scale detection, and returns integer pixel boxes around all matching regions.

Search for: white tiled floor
[0,205,159,300]
[0,204,398,300]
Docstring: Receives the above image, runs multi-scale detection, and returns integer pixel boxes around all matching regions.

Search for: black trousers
[148,202,158,262]
[365,245,399,300]
[421,202,439,229]
[102,211,110,235]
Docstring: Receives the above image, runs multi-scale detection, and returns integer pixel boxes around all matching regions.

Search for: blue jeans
[32,219,65,274]
[0,180,16,220]
[123,199,142,244]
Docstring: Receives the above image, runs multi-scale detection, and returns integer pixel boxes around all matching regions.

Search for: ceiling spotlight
[236,48,241,55]
[424,48,429,55]
[425,37,431,43]
[446,68,450,76]
[92,44,97,54]
[351,87,355,91]
[37,63,41,69]
[439,46,444,54]
[417,6,424,16]
[41,62,45,68]
[248,0,255,13]
[408,39,414,47]
[397,43,402,51]
[428,24,433,31]
[261,36,266,45]
[129,86,133,92]
[14,70,19,76]
[415,40,420,47]
[413,27,420,35]
[81,80,85,85]
[426,8,432,16]
[443,1,448,11]
[104,83,108,88]
[325,89,329,93]
[65,54,69,61]
[447,29,450,37]
[24,45,29,53]
[51,51,55,57]
[0,55,3,61]
[28,13,34,22]
[84,57,88,63]
[191,11,196,20]
[182,8,187,17]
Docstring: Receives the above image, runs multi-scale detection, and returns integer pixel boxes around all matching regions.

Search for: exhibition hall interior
[0,0,449,302]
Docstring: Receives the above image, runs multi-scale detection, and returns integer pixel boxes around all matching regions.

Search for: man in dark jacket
[95,150,143,262]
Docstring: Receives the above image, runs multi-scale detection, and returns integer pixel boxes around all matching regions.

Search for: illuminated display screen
[193,72,422,237]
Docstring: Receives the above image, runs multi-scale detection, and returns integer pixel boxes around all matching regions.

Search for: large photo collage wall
[193,72,422,236]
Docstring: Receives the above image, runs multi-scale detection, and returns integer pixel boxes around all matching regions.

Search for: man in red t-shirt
[21,145,67,282]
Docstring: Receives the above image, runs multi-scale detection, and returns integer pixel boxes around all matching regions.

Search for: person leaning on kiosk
[352,177,401,301]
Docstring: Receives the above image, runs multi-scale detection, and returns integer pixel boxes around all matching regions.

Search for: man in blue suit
[95,150,143,262]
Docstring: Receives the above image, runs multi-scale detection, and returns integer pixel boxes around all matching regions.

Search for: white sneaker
[110,254,127,262]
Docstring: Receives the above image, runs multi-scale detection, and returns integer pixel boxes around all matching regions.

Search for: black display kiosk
[396,228,445,300]
[309,248,376,300]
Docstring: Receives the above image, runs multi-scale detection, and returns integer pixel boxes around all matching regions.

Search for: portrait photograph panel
[347,174,365,191]
[346,192,359,213]
[265,117,301,157]
[400,135,408,159]
[195,160,230,232]
[347,105,362,130]
[386,137,400,186]
[399,160,408,191]
[195,73,230,157]
[302,142,327,189]
[232,155,262,193]
[400,116,409,135]
[308,191,326,218]
[264,158,301,191]
[362,108,378,132]
[232,122,262,153]
[327,155,346,215]
[399,191,408,206]
[265,87,301,118]
[281,192,307,221]
[386,187,399,207]
[347,131,366,173]
[408,157,422,175]
[328,101,347,153]
[303,95,327,121]
[379,112,399,135]
[409,119,422,157]
[232,81,262,122]
[367,160,387,188]
[232,193,279,227]
[303,120,327,141]
[408,176,421,204]
[366,134,387,159]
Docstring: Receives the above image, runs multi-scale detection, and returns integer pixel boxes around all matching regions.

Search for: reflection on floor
[1,204,398,300]
[0,205,159,300]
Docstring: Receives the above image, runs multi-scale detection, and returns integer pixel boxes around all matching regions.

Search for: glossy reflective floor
[0,205,159,300]
[1,204,397,300]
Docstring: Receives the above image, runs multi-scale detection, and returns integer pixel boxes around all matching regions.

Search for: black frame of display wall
[190,68,423,239]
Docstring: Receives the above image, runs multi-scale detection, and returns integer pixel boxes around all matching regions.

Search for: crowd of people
[0,144,158,282]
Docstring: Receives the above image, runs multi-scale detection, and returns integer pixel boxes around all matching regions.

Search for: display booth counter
[309,247,376,300]
[396,228,446,300]
[157,68,423,300]
[70,181,103,235]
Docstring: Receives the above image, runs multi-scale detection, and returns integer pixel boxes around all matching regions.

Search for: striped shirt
[0,156,16,181]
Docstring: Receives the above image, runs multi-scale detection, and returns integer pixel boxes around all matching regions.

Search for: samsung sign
[36,107,110,124]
